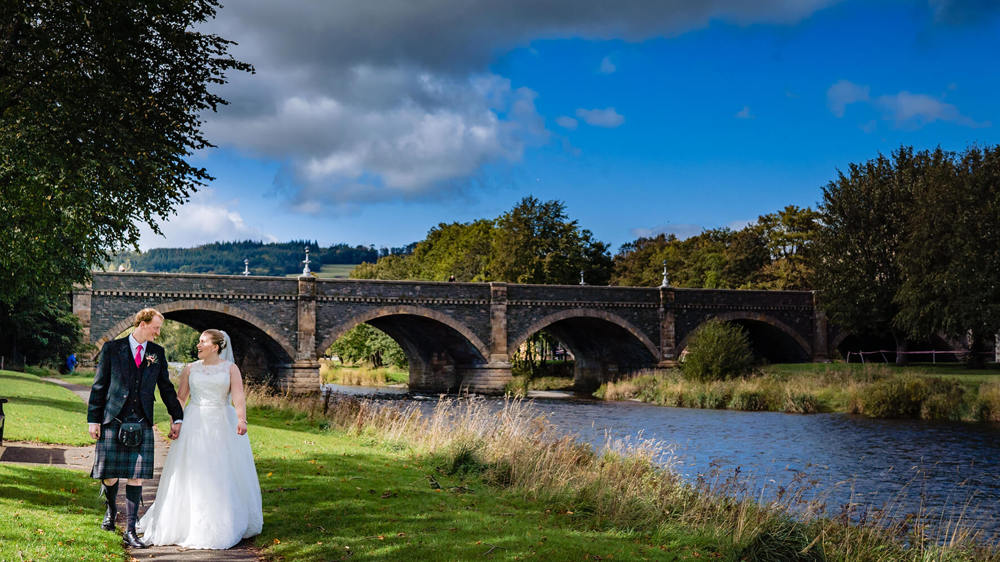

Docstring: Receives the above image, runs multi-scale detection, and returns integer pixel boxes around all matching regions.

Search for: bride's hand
[236,419,247,435]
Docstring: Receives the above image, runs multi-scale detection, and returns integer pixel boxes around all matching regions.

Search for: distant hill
[111,240,414,276]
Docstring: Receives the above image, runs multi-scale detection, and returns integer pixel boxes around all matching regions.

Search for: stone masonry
[75,272,831,394]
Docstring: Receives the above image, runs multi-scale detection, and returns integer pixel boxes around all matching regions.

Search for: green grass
[286,263,359,279]
[504,375,576,395]
[596,363,1000,422]
[244,409,706,560]
[321,362,409,386]
[0,464,125,560]
[0,369,92,445]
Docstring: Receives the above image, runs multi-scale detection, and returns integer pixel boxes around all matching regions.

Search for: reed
[598,366,999,421]
[245,387,999,560]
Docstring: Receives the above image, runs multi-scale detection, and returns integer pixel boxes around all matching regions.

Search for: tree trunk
[893,332,909,366]
[966,331,986,369]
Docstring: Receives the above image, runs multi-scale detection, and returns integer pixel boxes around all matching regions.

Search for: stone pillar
[72,284,95,367]
[812,292,830,362]
[658,287,678,367]
[280,276,320,394]
[458,283,513,394]
[488,283,508,362]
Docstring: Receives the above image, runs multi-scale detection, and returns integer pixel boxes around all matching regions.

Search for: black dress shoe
[100,506,116,531]
[123,529,148,549]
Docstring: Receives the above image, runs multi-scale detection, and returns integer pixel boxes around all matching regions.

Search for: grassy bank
[595,364,1000,422]
[321,361,409,387]
[7,366,998,559]
[504,375,576,395]
[226,390,998,561]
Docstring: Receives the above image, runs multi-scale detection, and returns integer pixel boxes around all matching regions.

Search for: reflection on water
[323,384,1000,539]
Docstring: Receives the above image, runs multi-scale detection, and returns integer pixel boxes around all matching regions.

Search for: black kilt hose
[91,420,155,479]
[87,337,184,481]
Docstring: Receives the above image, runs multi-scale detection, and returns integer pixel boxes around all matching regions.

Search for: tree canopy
[1,1,250,362]
[1,2,250,298]
[610,206,819,290]
[352,197,613,285]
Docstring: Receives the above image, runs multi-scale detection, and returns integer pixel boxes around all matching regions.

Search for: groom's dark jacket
[87,337,184,425]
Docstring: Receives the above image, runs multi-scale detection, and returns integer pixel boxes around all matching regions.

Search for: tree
[488,196,612,285]
[895,146,1000,365]
[755,205,821,290]
[328,324,407,369]
[1,2,251,357]
[813,147,942,363]
[353,196,612,285]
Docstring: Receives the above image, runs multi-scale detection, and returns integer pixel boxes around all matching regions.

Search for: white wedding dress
[138,360,263,549]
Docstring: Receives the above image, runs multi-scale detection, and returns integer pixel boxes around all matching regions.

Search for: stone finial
[579,269,585,285]
[661,259,669,288]
[242,258,250,276]
[301,247,312,276]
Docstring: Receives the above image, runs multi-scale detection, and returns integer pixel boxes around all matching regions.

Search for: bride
[138,329,263,549]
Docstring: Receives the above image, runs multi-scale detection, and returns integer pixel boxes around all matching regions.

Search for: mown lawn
[0,464,125,561]
[0,369,92,445]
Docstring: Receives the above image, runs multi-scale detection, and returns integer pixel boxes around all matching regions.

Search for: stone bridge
[72,272,832,394]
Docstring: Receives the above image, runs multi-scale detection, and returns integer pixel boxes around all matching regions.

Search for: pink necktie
[135,344,143,368]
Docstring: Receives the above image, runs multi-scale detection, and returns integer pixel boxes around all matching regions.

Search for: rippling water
[324,384,1000,540]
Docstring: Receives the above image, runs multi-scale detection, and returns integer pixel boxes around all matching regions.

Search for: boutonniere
[145,354,158,366]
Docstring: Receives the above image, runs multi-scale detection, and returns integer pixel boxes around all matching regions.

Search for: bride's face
[196,333,219,360]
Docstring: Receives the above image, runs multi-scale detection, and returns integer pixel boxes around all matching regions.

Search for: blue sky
[140,0,1000,255]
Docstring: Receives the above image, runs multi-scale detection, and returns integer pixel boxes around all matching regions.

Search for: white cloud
[199,1,837,210]
[599,56,616,74]
[826,80,870,117]
[826,80,988,128]
[631,224,704,240]
[875,91,989,128]
[138,190,277,250]
[576,107,625,128]
[556,116,578,129]
[735,105,753,119]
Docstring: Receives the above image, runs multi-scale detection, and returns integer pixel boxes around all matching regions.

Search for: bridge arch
[91,300,298,361]
[678,312,811,362]
[510,309,660,359]
[510,308,661,392]
[318,305,489,360]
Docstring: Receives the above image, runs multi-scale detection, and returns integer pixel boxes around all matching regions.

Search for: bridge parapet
[76,273,833,395]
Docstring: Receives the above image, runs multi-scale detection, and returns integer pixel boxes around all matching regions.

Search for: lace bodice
[187,360,232,407]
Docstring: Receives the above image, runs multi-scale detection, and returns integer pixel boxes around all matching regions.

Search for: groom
[87,307,184,548]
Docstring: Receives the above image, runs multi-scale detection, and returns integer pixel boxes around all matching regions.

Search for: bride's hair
[203,329,227,353]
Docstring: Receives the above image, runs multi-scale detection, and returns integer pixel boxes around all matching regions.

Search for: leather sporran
[117,421,144,448]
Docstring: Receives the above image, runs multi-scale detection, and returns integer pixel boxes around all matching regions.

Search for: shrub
[853,376,965,420]
[681,319,755,382]
[973,382,1000,422]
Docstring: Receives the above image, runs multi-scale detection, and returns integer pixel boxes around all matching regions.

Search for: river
[323,383,1000,542]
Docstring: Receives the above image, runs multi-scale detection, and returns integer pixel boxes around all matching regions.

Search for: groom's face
[136,315,163,343]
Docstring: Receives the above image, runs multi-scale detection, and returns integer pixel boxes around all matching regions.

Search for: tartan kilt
[90,420,155,480]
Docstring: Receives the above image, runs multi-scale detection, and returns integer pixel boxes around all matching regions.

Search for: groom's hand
[88,423,100,440]
[169,422,182,439]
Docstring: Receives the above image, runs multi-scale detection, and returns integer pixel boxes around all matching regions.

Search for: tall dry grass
[598,365,1000,421]
[246,387,999,561]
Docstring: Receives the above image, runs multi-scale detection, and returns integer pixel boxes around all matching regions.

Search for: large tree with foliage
[353,196,612,285]
[813,147,948,363]
[1,1,250,357]
[895,145,1000,364]
[488,196,612,285]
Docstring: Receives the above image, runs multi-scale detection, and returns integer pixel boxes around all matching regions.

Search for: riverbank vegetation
[6,367,998,559]
[235,389,998,560]
[596,363,1000,422]
[320,360,408,386]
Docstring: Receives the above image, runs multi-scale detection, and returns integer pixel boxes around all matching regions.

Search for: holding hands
[169,422,182,440]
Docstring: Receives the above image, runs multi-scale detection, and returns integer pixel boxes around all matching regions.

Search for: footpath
[0,378,260,561]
